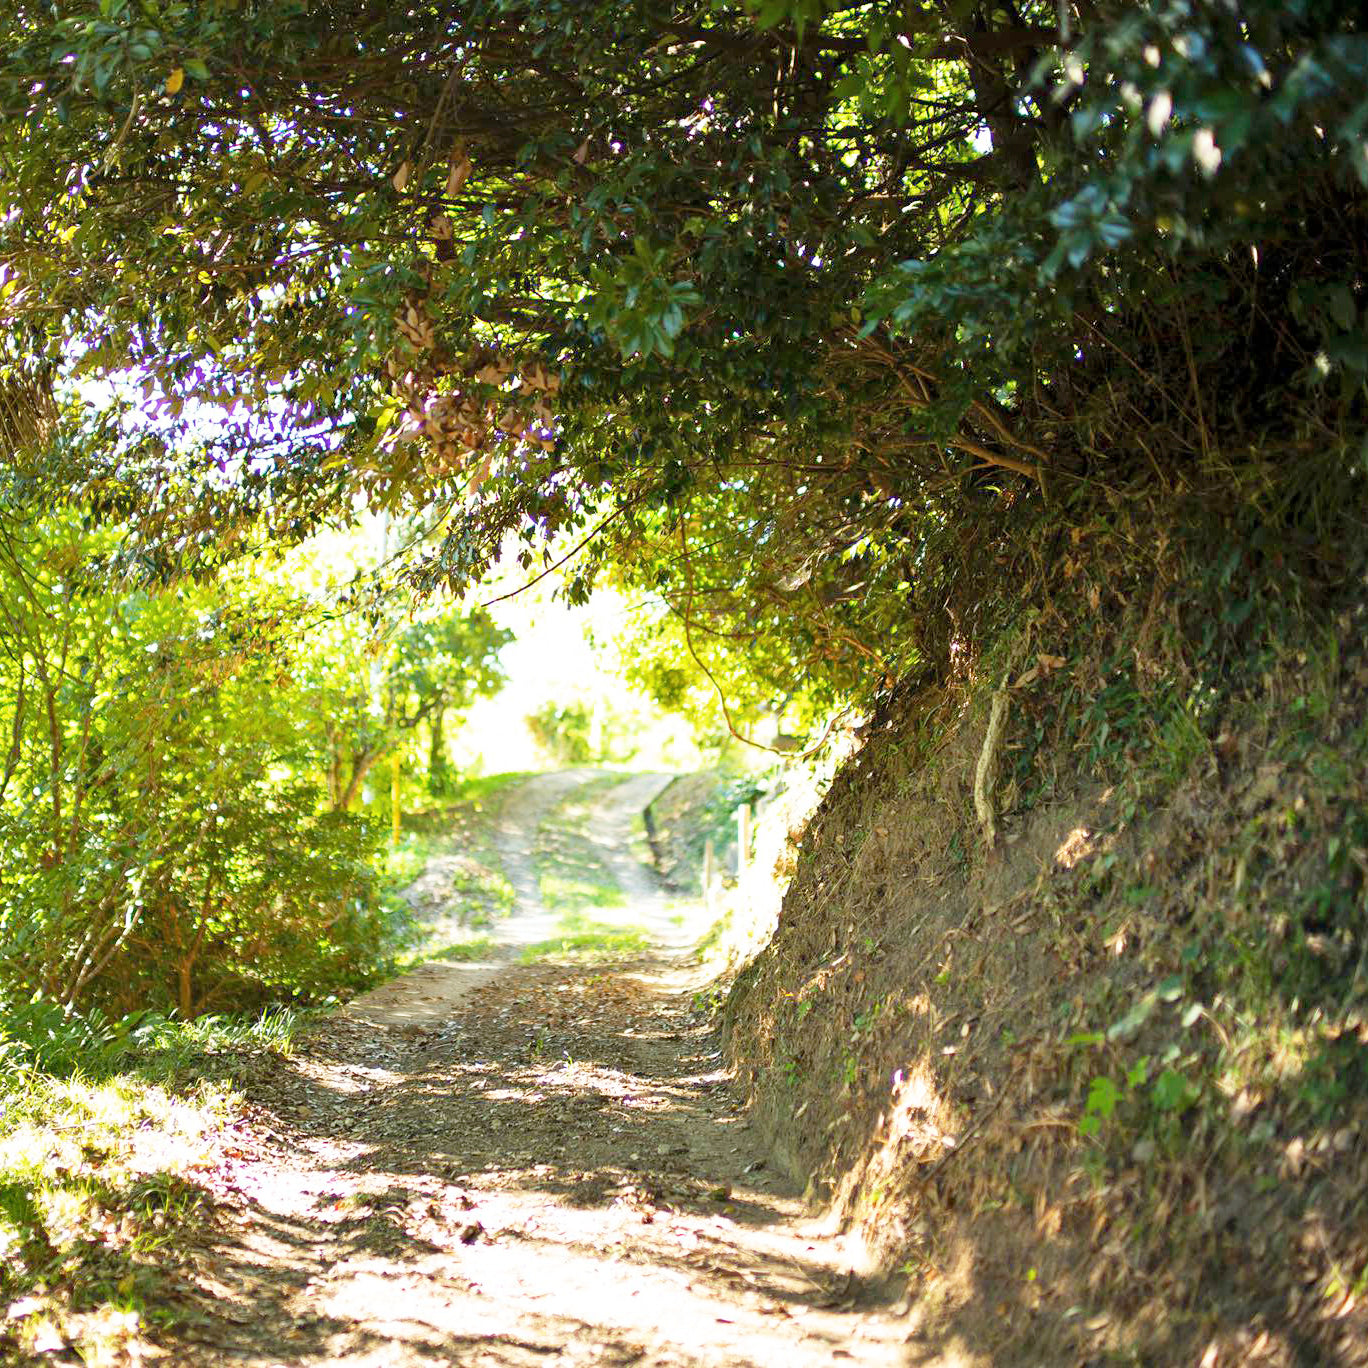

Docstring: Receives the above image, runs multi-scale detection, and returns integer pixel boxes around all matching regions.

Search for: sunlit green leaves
[0,488,407,1015]
[586,240,702,361]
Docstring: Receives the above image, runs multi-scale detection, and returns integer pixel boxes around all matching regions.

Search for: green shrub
[0,505,406,1017]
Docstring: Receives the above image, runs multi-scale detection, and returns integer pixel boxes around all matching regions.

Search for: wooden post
[391,749,402,849]
[588,695,604,760]
[737,803,752,877]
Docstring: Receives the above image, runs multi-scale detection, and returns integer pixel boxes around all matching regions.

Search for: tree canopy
[3,0,1365,709]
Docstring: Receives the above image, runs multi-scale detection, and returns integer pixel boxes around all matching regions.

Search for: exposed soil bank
[725,539,1368,1366]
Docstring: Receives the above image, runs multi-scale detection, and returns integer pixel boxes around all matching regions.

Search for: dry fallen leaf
[573,139,591,165]
[446,151,471,197]
[392,160,412,192]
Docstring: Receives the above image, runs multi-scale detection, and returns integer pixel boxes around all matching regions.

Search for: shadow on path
[158,773,912,1366]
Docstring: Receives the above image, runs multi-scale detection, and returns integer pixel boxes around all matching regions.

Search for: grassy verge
[425,935,500,963]
[0,1008,304,1365]
[518,911,650,964]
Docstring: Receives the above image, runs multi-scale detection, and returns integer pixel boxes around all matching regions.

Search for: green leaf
[1107,991,1157,1042]
[1085,1075,1122,1119]
[1150,1068,1196,1112]
[1328,285,1358,332]
[1157,974,1184,1003]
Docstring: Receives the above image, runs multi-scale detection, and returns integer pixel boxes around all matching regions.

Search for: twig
[104,87,141,169]
[913,1093,1009,1190]
[479,498,636,608]
[854,330,1047,482]
[1174,287,1211,462]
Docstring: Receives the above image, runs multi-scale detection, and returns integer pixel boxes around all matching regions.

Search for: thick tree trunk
[337,749,380,812]
[428,706,448,794]
[958,5,1041,191]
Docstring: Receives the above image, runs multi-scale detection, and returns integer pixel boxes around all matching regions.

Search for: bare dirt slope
[160,773,910,1367]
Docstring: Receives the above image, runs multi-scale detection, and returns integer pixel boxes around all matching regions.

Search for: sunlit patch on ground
[142,773,911,1365]
[166,958,910,1366]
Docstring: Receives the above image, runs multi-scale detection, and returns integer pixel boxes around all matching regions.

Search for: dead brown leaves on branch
[379,142,560,490]
[384,304,560,490]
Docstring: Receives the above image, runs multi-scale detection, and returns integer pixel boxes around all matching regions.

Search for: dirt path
[488,768,600,938]
[162,774,910,1366]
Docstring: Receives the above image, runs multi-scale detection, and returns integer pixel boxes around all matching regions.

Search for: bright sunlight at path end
[162,773,914,1366]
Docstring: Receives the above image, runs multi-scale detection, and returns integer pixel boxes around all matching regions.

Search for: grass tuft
[518,912,648,964]
[0,1004,304,1362]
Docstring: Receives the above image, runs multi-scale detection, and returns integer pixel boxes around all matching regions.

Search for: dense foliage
[2,0,1363,732]
[0,6,1363,1353]
[295,593,510,806]
[0,468,507,1014]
